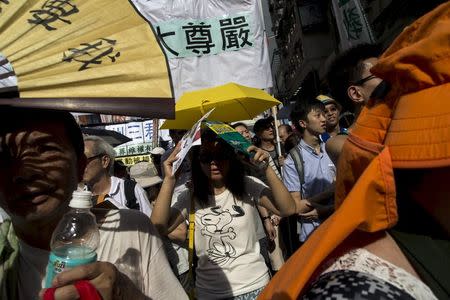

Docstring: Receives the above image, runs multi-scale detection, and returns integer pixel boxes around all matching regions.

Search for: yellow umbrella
[161,83,281,129]
[0,0,173,118]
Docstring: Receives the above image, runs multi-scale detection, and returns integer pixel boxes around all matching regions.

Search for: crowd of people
[0,3,448,300]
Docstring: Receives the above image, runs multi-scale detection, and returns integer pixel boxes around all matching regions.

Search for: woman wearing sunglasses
[151,128,298,299]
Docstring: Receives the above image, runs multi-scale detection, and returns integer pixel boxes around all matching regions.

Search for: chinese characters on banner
[116,154,151,166]
[106,120,154,157]
[156,14,253,58]
[332,0,375,51]
[131,0,272,100]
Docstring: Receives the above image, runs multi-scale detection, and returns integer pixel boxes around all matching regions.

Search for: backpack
[124,179,140,210]
[289,146,305,191]
[281,146,306,257]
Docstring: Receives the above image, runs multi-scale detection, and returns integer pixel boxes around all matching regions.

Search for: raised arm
[150,144,185,236]
[247,145,297,217]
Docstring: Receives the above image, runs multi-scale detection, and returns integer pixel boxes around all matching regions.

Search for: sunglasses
[86,153,105,163]
[352,74,377,86]
[199,151,232,164]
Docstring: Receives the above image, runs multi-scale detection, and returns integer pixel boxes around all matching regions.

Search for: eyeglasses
[199,151,232,164]
[352,74,377,86]
[86,153,105,163]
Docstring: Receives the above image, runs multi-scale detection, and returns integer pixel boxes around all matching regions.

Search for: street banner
[0,0,174,118]
[172,109,214,175]
[106,120,153,145]
[332,0,375,50]
[132,0,273,100]
[116,155,151,166]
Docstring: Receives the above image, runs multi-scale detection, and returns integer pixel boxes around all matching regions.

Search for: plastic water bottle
[45,191,100,288]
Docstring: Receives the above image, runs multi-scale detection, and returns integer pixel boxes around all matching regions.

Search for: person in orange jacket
[259,3,450,299]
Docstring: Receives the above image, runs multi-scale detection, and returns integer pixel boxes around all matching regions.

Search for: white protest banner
[172,108,214,175]
[332,0,375,51]
[131,0,272,100]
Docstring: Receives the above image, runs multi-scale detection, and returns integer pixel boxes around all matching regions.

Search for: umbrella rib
[234,98,252,120]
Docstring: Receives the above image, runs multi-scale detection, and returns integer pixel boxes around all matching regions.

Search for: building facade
[268,0,446,108]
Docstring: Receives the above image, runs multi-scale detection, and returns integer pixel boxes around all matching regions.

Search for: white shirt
[174,176,270,299]
[107,176,152,216]
[17,209,188,300]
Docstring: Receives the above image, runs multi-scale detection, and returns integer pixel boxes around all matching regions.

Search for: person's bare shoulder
[326,135,348,166]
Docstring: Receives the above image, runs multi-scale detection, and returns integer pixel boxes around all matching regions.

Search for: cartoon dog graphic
[200,205,240,265]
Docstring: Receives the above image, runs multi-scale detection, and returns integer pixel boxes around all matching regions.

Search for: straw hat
[316,94,342,111]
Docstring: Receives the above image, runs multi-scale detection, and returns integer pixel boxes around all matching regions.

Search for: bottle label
[45,249,97,288]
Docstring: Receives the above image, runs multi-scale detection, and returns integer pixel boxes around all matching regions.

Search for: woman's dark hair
[191,129,246,206]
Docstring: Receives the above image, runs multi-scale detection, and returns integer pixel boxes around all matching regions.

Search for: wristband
[262,216,271,221]
[74,280,102,300]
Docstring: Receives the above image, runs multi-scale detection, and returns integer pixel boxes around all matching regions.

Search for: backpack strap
[124,179,140,210]
[289,146,306,240]
[289,146,305,191]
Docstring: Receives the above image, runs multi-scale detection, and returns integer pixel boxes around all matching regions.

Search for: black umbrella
[81,128,132,147]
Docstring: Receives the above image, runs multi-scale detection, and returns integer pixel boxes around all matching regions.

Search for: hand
[299,201,320,220]
[39,262,142,300]
[263,218,277,241]
[162,143,182,180]
[270,215,281,226]
[246,145,270,169]
[278,156,285,167]
[298,199,314,214]
[299,208,319,221]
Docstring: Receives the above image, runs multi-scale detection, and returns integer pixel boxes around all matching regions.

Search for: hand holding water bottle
[40,191,145,300]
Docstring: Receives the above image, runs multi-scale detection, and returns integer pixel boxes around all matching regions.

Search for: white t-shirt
[17,209,187,300]
[174,176,270,299]
[107,176,152,216]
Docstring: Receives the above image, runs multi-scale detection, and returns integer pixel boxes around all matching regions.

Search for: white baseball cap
[150,147,165,155]
[129,162,162,188]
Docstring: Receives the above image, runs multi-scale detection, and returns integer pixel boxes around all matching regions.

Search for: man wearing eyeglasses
[324,44,383,165]
[82,135,152,216]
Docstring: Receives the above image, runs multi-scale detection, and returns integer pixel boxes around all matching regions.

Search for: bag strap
[187,195,196,299]
[124,179,140,210]
[289,146,305,189]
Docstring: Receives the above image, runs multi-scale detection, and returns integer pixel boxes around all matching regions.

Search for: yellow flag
[0,0,174,118]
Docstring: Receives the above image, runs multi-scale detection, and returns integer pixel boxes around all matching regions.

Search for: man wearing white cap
[150,147,165,177]
[129,161,163,204]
